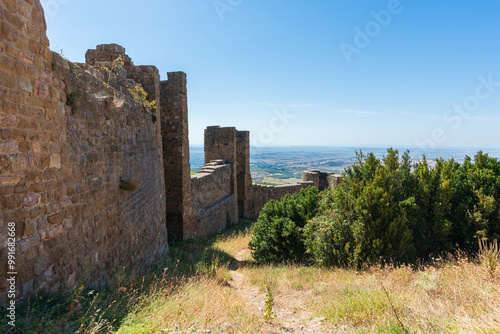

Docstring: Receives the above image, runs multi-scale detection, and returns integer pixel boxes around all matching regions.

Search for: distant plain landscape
[191,146,500,185]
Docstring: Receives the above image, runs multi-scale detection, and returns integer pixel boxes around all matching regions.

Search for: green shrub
[451,152,500,252]
[305,150,415,267]
[249,187,319,264]
[304,149,500,267]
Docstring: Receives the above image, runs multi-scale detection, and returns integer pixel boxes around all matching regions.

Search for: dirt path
[228,249,337,333]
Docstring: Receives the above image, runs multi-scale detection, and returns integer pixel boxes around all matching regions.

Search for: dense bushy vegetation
[249,187,319,263]
[250,149,500,267]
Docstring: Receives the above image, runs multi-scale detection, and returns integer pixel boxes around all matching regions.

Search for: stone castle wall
[204,126,237,195]
[201,126,326,220]
[236,131,252,218]
[0,0,169,303]
[190,160,238,238]
[0,0,341,304]
[161,72,196,241]
[303,170,342,191]
[243,183,313,219]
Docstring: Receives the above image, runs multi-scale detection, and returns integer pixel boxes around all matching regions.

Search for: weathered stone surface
[41,267,53,281]
[47,212,63,225]
[23,192,38,207]
[19,77,33,93]
[31,2,46,30]
[2,0,17,12]
[49,154,60,169]
[34,80,49,98]
[11,153,28,172]
[191,162,238,238]
[13,221,26,239]
[33,252,50,276]
[40,71,52,83]
[0,175,21,186]
[0,155,10,174]
[17,1,31,18]
[0,141,17,152]
[24,219,37,236]
[0,114,17,126]
[19,50,34,64]
[32,142,41,153]
[57,197,70,208]
[161,72,194,241]
[303,171,342,191]
[0,21,17,42]
[28,152,40,167]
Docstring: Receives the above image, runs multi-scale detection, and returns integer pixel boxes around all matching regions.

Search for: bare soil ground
[229,248,338,334]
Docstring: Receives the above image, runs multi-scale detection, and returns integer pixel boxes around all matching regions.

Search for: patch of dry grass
[5,221,499,334]
[240,255,500,333]
[114,277,264,334]
[211,219,253,257]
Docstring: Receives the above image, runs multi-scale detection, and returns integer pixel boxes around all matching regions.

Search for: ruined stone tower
[203,127,253,218]
[236,131,252,218]
[161,73,196,241]
[204,126,238,195]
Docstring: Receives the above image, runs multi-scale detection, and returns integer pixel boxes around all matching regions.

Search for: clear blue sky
[43,0,500,149]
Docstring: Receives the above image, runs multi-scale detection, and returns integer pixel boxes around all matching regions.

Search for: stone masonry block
[0,175,21,186]
[0,141,17,152]
[49,154,60,169]
[0,155,10,173]
[19,50,34,64]
[17,1,31,18]
[47,212,64,225]
[11,153,28,172]
[34,80,49,98]
[0,114,17,126]
[2,0,17,12]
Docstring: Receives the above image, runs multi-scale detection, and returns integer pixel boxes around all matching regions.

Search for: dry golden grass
[211,221,253,258]
[109,222,267,334]
[240,255,500,333]
[6,221,499,334]
[113,277,265,334]
[86,225,500,334]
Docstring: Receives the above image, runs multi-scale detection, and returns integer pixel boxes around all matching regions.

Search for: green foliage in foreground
[249,187,319,263]
[252,149,500,267]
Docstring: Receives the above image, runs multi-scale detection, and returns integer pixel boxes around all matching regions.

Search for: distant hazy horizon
[190,146,500,177]
[191,145,500,158]
[191,145,500,151]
